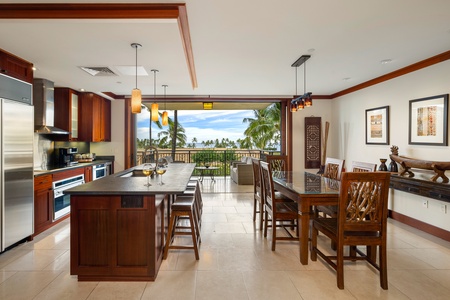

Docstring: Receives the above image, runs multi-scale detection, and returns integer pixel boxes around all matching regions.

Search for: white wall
[291,99,334,172]
[90,100,125,172]
[329,60,450,231]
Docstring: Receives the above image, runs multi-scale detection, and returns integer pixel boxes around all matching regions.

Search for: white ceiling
[1,0,450,99]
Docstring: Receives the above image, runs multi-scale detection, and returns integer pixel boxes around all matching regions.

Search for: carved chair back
[351,161,377,173]
[323,157,345,180]
[338,172,390,233]
[265,155,289,172]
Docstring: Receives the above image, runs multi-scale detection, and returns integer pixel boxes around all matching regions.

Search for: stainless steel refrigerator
[0,73,34,252]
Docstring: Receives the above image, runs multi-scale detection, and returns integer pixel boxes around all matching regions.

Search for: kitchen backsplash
[34,134,91,168]
[34,134,53,168]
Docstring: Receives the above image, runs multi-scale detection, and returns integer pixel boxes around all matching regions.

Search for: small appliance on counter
[57,147,78,166]
[75,153,96,163]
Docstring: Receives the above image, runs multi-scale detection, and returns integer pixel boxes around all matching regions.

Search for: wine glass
[143,163,154,187]
[156,158,168,185]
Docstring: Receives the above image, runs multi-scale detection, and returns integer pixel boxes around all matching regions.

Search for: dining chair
[251,158,264,230]
[265,155,293,201]
[351,161,377,172]
[316,157,345,218]
[260,161,298,251]
[265,155,289,172]
[323,157,345,180]
[311,171,391,289]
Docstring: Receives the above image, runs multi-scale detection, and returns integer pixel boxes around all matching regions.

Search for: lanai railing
[136,149,279,178]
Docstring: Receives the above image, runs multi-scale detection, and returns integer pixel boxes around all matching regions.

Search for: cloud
[136,109,255,142]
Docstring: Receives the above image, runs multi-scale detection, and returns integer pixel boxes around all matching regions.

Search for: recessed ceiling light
[80,88,85,91]
[380,59,392,64]
[343,77,351,81]
[307,48,315,53]
[32,66,37,71]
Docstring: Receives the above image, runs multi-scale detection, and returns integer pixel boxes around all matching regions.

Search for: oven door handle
[53,180,85,197]
[54,189,64,198]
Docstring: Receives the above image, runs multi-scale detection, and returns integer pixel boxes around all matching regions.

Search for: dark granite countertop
[64,163,196,195]
[34,160,113,177]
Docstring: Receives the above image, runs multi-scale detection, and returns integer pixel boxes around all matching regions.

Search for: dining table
[272,171,340,265]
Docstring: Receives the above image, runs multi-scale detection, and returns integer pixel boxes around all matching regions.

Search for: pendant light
[151,69,159,121]
[162,84,168,126]
[131,43,142,114]
[290,55,312,112]
[303,59,312,107]
[291,65,299,112]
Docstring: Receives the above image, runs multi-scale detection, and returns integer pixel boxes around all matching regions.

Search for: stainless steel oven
[53,174,85,220]
[92,163,107,181]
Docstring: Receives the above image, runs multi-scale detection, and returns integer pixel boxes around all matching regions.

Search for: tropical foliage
[192,149,237,165]
[242,103,281,149]
[157,118,187,148]
[137,102,281,151]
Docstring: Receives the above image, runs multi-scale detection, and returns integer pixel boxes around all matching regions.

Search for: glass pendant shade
[131,88,142,113]
[151,103,159,121]
[290,102,297,112]
[297,101,304,110]
[162,111,168,126]
[304,97,312,107]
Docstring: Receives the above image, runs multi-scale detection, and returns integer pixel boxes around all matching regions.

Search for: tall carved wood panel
[305,117,321,168]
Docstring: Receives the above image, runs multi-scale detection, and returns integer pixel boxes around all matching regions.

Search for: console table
[389,173,450,203]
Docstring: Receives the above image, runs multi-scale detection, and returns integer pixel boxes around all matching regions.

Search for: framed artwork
[409,94,448,146]
[365,106,389,145]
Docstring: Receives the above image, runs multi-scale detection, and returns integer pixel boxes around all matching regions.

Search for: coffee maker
[58,147,78,166]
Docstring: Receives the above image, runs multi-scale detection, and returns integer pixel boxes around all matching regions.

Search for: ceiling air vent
[79,66,117,76]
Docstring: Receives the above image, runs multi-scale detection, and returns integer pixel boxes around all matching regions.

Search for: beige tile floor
[1,178,450,299]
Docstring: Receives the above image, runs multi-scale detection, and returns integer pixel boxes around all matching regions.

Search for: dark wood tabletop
[64,163,196,195]
[272,171,340,265]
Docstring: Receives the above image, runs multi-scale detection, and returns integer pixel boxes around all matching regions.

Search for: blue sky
[136,109,256,144]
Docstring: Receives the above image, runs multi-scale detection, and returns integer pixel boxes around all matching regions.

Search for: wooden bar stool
[183,180,203,225]
[163,195,201,260]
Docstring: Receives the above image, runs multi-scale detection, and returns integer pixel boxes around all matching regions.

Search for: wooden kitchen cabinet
[79,92,111,142]
[0,48,33,83]
[54,88,79,141]
[34,174,53,236]
[84,166,92,183]
[70,194,168,281]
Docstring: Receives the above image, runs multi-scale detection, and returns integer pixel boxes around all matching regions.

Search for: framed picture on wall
[365,106,389,145]
[409,94,448,146]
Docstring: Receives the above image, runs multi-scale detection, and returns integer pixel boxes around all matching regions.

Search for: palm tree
[237,137,252,149]
[191,137,198,148]
[242,103,280,149]
[171,110,178,158]
[141,104,163,148]
[157,115,187,149]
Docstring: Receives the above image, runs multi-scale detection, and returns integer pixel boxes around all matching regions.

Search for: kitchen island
[65,163,196,281]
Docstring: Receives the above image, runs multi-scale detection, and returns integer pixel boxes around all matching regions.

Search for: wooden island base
[70,194,168,281]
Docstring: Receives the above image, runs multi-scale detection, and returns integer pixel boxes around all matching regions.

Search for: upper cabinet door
[0,49,33,83]
[79,92,111,142]
[71,93,79,139]
[54,88,80,141]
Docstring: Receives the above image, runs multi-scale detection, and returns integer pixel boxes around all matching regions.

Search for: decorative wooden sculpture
[389,145,450,183]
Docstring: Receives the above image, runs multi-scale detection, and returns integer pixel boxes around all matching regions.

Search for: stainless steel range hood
[33,78,69,135]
